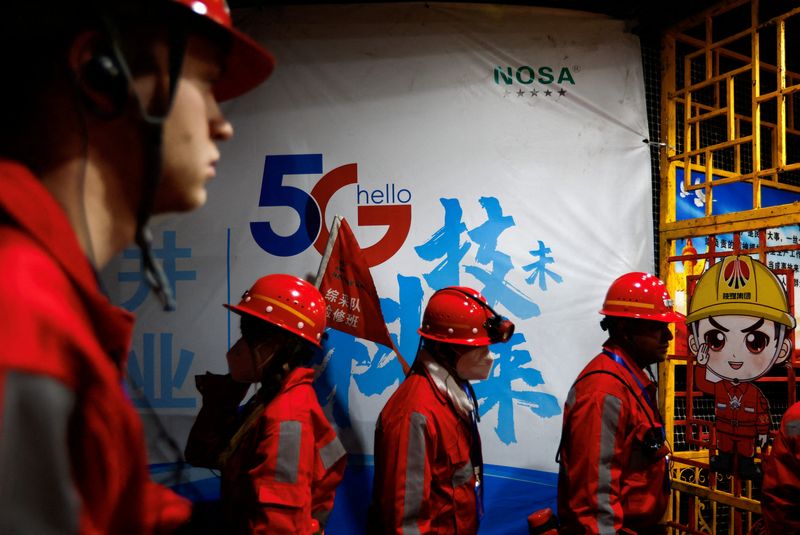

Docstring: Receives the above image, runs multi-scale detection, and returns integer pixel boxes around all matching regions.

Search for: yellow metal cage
[660,0,800,533]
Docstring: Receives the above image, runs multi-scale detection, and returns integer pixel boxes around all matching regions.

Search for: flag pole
[314,215,342,288]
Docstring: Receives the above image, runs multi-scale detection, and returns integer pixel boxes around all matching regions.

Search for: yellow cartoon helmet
[686,255,796,328]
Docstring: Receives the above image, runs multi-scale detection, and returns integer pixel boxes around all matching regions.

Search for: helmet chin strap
[103,8,186,311]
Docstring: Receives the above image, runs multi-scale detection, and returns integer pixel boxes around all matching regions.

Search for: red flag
[315,216,409,372]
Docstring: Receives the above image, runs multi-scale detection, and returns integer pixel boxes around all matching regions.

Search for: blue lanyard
[602,349,669,481]
[601,349,662,426]
[462,384,484,522]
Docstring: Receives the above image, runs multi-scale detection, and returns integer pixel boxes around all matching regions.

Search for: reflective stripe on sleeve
[320,435,346,470]
[597,394,622,535]
[786,419,800,437]
[312,508,332,527]
[275,420,302,483]
[452,459,474,488]
[402,411,427,535]
[0,372,79,534]
[566,387,576,409]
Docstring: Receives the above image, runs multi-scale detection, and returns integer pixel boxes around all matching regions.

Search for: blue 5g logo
[250,154,322,257]
[250,154,412,267]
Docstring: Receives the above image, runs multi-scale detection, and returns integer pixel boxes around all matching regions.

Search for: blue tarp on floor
[165,460,558,534]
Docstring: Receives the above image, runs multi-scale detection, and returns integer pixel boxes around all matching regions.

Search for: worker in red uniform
[185,274,347,534]
[557,272,682,535]
[368,286,515,534]
[761,400,800,532]
[686,255,795,479]
[0,1,274,532]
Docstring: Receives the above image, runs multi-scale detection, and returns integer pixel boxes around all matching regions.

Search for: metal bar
[728,75,736,140]
[669,480,762,513]
[684,26,755,61]
[687,105,729,124]
[752,0,762,210]
[674,64,751,97]
[682,96,800,137]
[777,19,787,168]
[755,83,800,102]
[661,204,800,239]
[667,135,753,160]
[667,0,750,34]
[662,34,678,228]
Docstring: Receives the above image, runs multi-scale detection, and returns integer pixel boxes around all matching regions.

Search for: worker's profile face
[627,318,673,367]
[691,315,789,382]
[226,337,260,383]
[226,332,285,383]
[155,33,233,213]
[454,345,493,381]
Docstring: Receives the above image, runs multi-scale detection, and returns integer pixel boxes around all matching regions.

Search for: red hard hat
[600,272,685,323]
[224,274,326,348]
[171,0,275,101]
[418,287,497,346]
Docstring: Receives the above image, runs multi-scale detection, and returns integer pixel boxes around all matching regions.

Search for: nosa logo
[250,154,412,267]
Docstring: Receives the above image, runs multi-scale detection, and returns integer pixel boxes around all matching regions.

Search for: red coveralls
[761,400,800,532]
[693,366,770,457]
[369,360,481,534]
[0,160,190,533]
[189,367,347,534]
[557,344,669,535]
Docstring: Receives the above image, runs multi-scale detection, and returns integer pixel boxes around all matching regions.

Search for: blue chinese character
[313,329,371,429]
[127,332,196,409]
[522,240,563,290]
[472,332,561,445]
[118,230,197,311]
[464,197,540,319]
[415,198,471,289]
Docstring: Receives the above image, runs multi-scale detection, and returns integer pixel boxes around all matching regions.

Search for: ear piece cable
[98,6,187,312]
[92,3,200,509]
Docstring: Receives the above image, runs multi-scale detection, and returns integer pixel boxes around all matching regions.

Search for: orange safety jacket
[557,343,669,535]
[187,367,346,534]
[761,400,800,532]
[369,355,481,534]
[0,160,190,534]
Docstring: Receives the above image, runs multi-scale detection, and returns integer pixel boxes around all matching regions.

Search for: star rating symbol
[501,86,570,99]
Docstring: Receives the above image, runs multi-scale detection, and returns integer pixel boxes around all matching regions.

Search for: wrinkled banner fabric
[102,3,653,533]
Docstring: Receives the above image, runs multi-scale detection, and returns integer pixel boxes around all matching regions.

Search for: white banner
[103,3,653,532]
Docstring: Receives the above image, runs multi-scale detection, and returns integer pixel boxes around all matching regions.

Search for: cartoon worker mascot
[687,255,796,479]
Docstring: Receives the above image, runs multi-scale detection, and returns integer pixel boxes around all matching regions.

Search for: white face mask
[455,346,494,381]
[226,337,278,383]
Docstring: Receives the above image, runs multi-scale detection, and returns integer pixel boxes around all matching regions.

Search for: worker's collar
[418,348,475,421]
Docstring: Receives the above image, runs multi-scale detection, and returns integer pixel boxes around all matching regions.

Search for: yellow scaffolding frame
[660,0,800,532]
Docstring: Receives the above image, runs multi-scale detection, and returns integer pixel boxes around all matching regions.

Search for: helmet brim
[600,309,686,324]
[214,27,275,102]
[417,328,492,347]
[222,302,323,349]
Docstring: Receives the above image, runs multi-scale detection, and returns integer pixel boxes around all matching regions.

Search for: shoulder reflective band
[320,436,346,471]
[403,411,427,533]
[452,460,473,488]
[597,394,622,535]
[786,419,800,437]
